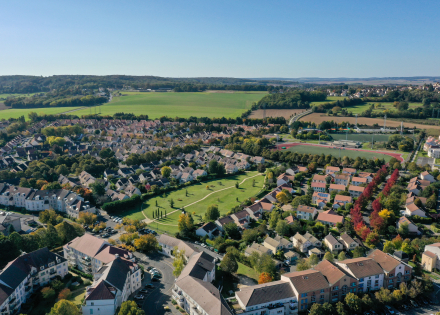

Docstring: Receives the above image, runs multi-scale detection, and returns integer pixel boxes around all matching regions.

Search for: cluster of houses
[405,171,436,218]
[425,136,440,159]
[158,234,412,315]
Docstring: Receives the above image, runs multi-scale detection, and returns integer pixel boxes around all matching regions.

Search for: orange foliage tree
[258,272,273,284]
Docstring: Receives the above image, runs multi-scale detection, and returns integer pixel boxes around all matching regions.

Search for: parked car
[152,277,160,282]
[384,305,394,314]
[140,289,148,293]
[147,267,153,271]
[146,284,154,288]
[134,295,144,300]
[410,300,418,308]
[195,241,200,245]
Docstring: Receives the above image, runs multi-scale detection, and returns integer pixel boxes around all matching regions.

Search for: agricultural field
[330,133,391,142]
[126,171,264,234]
[300,113,440,130]
[0,93,40,100]
[310,96,348,106]
[73,91,267,119]
[0,107,79,120]
[282,143,401,162]
[248,109,306,119]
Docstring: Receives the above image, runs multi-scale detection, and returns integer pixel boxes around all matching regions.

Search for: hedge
[69,266,93,280]
[101,195,142,213]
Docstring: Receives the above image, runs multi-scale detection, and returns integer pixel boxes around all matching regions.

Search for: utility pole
[384,114,387,131]
[371,135,373,149]
[346,124,348,141]
[355,114,358,127]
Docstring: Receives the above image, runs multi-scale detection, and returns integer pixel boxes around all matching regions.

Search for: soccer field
[285,144,397,161]
[73,91,267,119]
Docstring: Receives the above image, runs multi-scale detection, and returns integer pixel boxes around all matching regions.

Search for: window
[389,274,394,278]
[90,309,93,314]
[359,278,364,282]
[301,299,308,304]
[333,286,339,291]
[320,295,324,300]
[405,270,410,274]
[389,280,393,283]
[375,275,379,278]
[320,289,325,293]
[351,282,356,287]
[301,293,307,298]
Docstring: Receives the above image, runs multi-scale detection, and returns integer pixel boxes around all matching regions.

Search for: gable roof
[66,234,107,258]
[236,280,294,307]
[337,257,383,279]
[85,280,116,301]
[367,249,403,273]
[283,269,329,294]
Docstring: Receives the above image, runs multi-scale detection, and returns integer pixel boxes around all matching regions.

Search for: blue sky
[1,0,439,78]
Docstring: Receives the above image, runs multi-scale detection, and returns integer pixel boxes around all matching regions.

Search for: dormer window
[40,266,44,270]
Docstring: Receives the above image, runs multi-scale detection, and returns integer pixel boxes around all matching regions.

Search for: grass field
[237,262,259,283]
[284,144,397,161]
[0,93,40,100]
[330,133,391,142]
[343,102,424,114]
[310,96,347,106]
[127,171,265,234]
[73,91,267,119]
[0,107,79,120]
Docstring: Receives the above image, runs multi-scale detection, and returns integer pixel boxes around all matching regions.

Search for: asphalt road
[133,252,177,315]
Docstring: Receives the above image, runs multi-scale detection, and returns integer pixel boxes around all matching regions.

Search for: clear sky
[1,0,439,78]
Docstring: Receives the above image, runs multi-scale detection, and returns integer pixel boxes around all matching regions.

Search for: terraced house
[0,248,68,315]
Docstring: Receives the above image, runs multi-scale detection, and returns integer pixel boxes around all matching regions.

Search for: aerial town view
[1,1,440,315]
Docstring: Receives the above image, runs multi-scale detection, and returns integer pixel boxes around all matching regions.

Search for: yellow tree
[378,209,393,224]
[258,272,273,284]
[276,191,289,204]
[78,212,98,225]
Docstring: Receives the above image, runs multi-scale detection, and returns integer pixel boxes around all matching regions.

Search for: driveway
[133,252,177,315]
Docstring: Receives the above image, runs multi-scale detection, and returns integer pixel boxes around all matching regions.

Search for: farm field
[310,96,348,106]
[330,133,391,142]
[126,171,265,234]
[249,109,307,119]
[0,107,79,120]
[300,113,440,130]
[0,93,40,100]
[280,143,402,162]
[73,91,267,119]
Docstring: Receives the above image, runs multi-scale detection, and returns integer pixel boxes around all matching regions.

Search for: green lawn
[73,91,267,119]
[128,171,265,234]
[286,145,397,162]
[310,96,347,106]
[69,287,86,305]
[342,102,424,114]
[0,107,79,120]
[0,93,40,100]
[237,262,259,283]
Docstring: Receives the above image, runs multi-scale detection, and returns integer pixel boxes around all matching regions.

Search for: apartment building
[0,248,68,315]
[172,251,230,315]
[367,249,412,290]
[421,243,440,271]
[82,256,142,315]
[158,234,198,259]
[64,234,134,274]
[336,257,384,293]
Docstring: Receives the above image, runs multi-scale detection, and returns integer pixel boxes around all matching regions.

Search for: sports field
[330,133,391,142]
[126,171,264,234]
[0,107,79,120]
[73,91,267,119]
[279,143,402,162]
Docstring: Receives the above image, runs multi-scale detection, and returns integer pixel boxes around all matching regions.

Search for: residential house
[245,242,273,256]
[157,234,198,259]
[312,174,328,184]
[333,195,352,209]
[180,172,193,183]
[421,171,436,183]
[348,185,364,198]
[312,192,330,209]
[192,169,207,180]
[339,233,358,251]
[311,182,325,192]
[329,184,346,194]
[324,234,343,253]
[316,210,344,226]
[334,174,350,186]
[421,243,440,271]
[396,216,421,235]
[295,205,317,220]
[326,166,339,175]
[351,177,367,186]
[404,203,426,217]
[342,168,356,176]
[196,222,221,240]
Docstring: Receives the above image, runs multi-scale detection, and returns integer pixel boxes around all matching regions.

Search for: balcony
[25,286,31,292]
[267,303,284,310]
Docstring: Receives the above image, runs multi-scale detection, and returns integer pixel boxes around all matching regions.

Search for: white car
[201,244,206,248]
[0,212,4,215]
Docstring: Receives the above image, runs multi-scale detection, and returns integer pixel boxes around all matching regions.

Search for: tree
[383,241,395,254]
[0,238,20,267]
[375,288,393,304]
[39,209,63,225]
[337,251,346,261]
[172,248,186,277]
[335,301,347,315]
[118,301,145,315]
[365,232,380,248]
[204,204,220,222]
[345,293,362,313]
[41,287,56,300]
[49,300,80,315]
[134,234,158,253]
[309,253,319,266]
[276,191,289,204]
[361,294,373,310]
[177,213,194,237]
[223,222,240,240]
[9,232,23,250]
[269,211,280,229]
[309,303,326,315]
[242,228,259,244]
[275,220,289,236]
[170,199,174,208]
[51,279,64,292]
[78,212,98,225]
[323,251,334,262]
[90,180,106,197]
[296,258,310,271]
[378,209,393,223]
[352,246,364,258]
[58,288,72,300]
[258,272,273,284]
[392,289,403,303]
[220,253,238,274]
[161,166,172,178]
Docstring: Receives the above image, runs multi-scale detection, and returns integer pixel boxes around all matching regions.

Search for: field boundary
[276,142,404,161]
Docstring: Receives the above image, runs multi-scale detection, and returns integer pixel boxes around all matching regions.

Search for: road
[289,109,312,125]
[133,252,178,315]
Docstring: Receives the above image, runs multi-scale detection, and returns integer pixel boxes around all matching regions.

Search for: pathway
[57,107,87,115]
[141,172,263,225]
[289,109,312,125]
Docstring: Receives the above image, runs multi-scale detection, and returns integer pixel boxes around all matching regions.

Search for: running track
[275,143,404,162]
